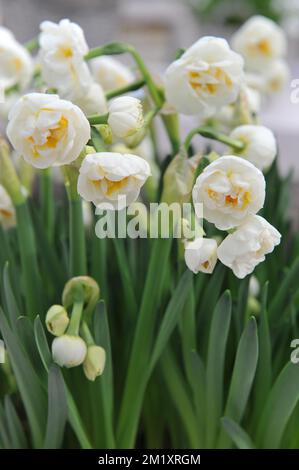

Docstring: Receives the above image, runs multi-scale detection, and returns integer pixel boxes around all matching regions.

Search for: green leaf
[65,388,92,449]
[34,316,52,372]
[218,317,258,448]
[257,361,299,448]
[0,309,47,448]
[112,237,137,317]
[221,417,255,449]
[2,263,20,328]
[269,256,299,322]
[43,365,67,449]
[93,300,115,448]
[252,283,272,425]
[4,396,28,449]
[150,270,193,372]
[205,291,232,448]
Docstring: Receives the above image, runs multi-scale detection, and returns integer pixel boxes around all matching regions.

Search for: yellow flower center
[13,57,23,71]
[208,186,251,210]
[249,39,272,57]
[27,115,68,158]
[58,46,73,58]
[202,260,210,269]
[0,208,13,219]
[188,67,232,96]
[92,177,130,196]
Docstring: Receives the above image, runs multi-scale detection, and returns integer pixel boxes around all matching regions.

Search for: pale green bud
[46,304,69,336]
[83,345,106,381]
[52,335,87,368]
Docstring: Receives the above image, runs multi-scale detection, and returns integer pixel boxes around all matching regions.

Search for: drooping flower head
[7,93,90,169]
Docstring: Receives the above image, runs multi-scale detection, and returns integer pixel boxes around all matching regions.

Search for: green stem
[85,43,180,154]
[24,37,39,52]
[116,237,172,448]
[69,198,87,277]
[184,126,245,153]
[15,201,42,317]
[106,78,146,100]
[67,300,84,336]
[87,113,109,126]
[40,168,54,242]
[81,321,94,346]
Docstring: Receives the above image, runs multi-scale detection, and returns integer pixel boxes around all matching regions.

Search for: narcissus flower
[52,335,87,368]
[6,93,90,169]
[108,96,144,139]
[46,305,69,337]
[78,152,151,210]
[192,155,265,230]
[74,81,108,115]
[83,345,106,381]
[184,237,218,274]
[217,215,281,278]
[91,56,134,92]
[263,60,289,94]
[0,26,33,90]
[39,19,91,99]
[0,184,16,229]
[164,36,244,116]
[230,125,277,170]
[232,16,286,72]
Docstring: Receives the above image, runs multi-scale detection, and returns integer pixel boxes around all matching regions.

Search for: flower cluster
[46,277,106,381]
[0,15,284,284]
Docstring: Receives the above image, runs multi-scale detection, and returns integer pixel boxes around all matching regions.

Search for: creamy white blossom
[83,345,106,381]
[52,335,87,368]
[91,56,134,92]
[263,60,290,93]
[164,36,244,116]
[184,237,218,274]
[39,19,91,100]
[192,155,265,230]
[217,215,281,278]
[0,26,33,90]
[7,93,90,169]
[78,152,151,209]
[230,125,277,170]
[232,16,287,71]
[74,81,108,115]
[0,184,16,229]
[108,96,144,139]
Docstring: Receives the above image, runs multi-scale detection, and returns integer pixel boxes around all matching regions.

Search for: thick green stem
[85,43,180,155]
[67,300,84,336]
[184,126,245,153]
[69,198,87,277]
[106,79,146,100]
[87,113,109,126]
[15,202,42,317]
[81,321,94,346]
[40,168,54,242]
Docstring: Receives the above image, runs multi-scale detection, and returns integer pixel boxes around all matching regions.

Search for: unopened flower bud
[62,276,100,319]
[108,96,144,140]
[83,345,106,381]
[52,335,87,368]
[46,304,69,336]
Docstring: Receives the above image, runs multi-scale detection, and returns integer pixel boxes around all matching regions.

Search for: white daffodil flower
[263,59,290,94]
[0,184,16,229]
[91,56,134,92]
[83,345,106,381]
[192,155,265,230]
[0,26,33,90]
[232,15,286,72]
[46,305,70,337]
[6,93,90,169]
[39,19,92,99]
[217,214,281,278]
[74,81,108,116]
[77,152,151,210]
[108,96,144,139]
[52,335,87,368]
[184,237,218,274]
[164,36,244,116]
[230,125,277,170]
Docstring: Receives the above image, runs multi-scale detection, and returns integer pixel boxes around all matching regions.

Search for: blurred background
[1,0,299,180]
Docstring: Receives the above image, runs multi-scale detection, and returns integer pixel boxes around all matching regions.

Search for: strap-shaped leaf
[221,417,255,449]
[4,396,28,449]
[205,291,232,448]
[43,365,67,449]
